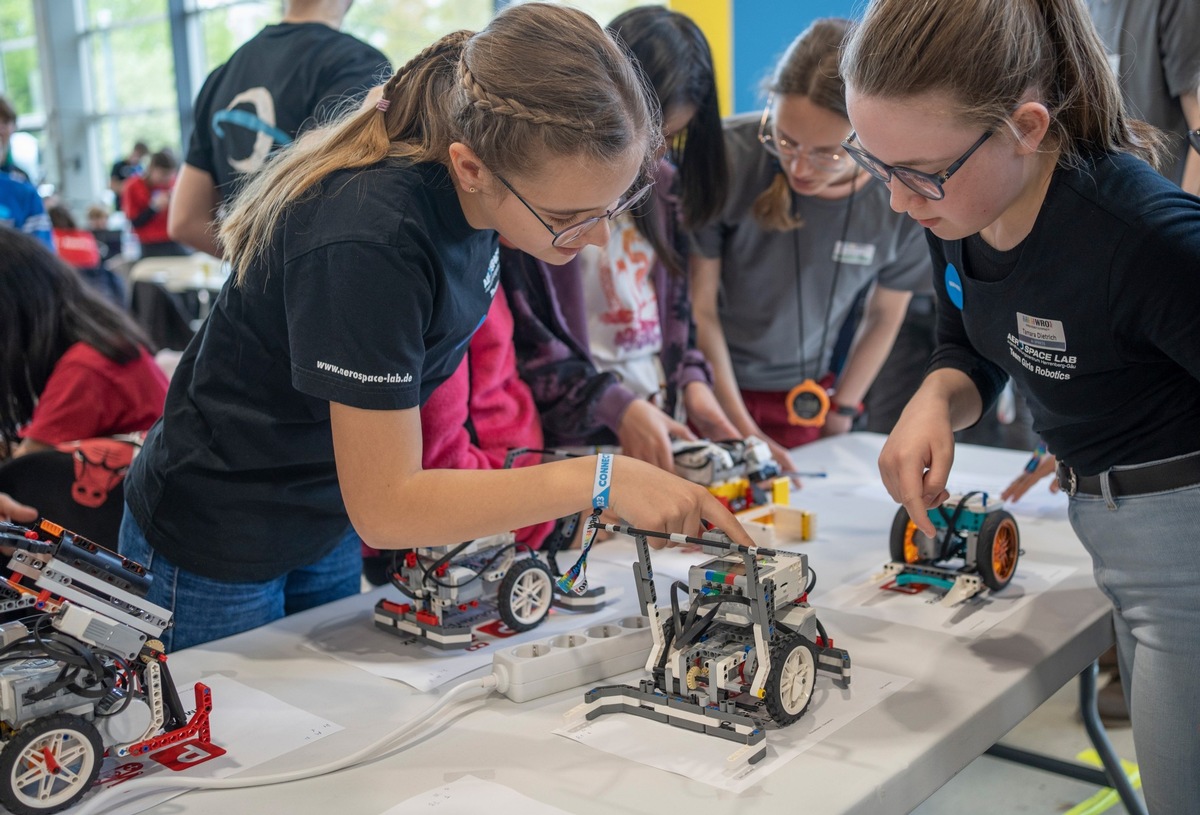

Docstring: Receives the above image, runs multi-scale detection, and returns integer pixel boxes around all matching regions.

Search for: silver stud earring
[469,186,476,193]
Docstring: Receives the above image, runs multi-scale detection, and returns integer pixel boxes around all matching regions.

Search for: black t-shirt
[927,151,1200,475]
[125,161,500,581]
[186,22,390,198]
[110,159,139,185]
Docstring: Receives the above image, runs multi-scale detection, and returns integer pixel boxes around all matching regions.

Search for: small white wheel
[0,714,104,815]
[764,635,817,725]
[497,558,554,632]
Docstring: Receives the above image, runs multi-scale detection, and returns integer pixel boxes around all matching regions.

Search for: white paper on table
[384,775,572,814]
[554,665,909,794]
[303,557,633,692]
[818,559,1075,638]
[89,674,342,815]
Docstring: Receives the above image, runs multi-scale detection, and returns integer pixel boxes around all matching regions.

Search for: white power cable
[75,673,502,815]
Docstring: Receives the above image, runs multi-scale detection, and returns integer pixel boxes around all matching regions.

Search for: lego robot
[884,492,1021,606]
[372,528,607,650]
[581,523,850,765]
[0,518,215,815]
[671,437,790,512]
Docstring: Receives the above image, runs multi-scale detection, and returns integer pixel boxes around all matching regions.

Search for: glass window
[342,0,492,69]
[190,0,277,75]
[85,1,181,190]
[0,0,43,181]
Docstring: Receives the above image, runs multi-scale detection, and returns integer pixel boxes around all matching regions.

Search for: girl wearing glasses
[499,6,738,473]
[690,19,929,473]
[117,3,754,650]
[848,0,1200,809]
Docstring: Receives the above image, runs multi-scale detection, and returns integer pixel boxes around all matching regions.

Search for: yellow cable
[1063,749,1141,815]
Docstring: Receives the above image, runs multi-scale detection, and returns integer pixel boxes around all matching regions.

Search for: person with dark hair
[47,203,125,306]
[121,150,187,257]
[109,140,149,198]
[0,228,167,461]
[499,5,737,472]
[169,0,390,257]
[690,19,928,472]
[119,2,754,651]
[846,0,1200,808]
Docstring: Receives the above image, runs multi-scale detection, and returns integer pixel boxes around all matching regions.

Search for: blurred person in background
[122,150,188,258]
[170,0,390,256]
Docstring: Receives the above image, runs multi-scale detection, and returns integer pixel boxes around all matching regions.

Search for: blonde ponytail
[752,171,804,231]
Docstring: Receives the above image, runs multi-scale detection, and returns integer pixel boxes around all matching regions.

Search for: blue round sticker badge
[944,263,964,310]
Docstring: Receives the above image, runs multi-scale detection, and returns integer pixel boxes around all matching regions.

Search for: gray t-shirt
[1086,0,1200,185]
[689,114,930,391]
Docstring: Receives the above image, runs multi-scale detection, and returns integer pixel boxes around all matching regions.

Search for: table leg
[984,661,1145,815]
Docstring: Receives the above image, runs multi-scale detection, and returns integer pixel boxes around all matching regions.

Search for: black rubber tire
[889,506,921,564]
[762,634,818,726]
[497,557,555,632]
[976,509,1020,591]
[0,713,104,815]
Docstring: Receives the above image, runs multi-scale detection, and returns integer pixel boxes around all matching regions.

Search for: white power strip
[491,614,655,703]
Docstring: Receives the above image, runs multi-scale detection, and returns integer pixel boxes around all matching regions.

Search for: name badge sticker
[832,240,876,265]
[1016,312,1067,351]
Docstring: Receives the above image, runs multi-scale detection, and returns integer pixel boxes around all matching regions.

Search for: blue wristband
[593,453,612,509]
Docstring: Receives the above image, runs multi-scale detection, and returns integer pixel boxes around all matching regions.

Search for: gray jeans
[1068,461,1200,815]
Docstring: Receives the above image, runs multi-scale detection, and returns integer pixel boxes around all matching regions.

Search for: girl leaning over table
[847,0,1200,810]
[117,2,754,652]
[499,5,739,475]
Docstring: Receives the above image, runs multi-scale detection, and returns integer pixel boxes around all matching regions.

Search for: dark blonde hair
[753,19,852,232]
[841,0,1166,172]
[222,3,661,283]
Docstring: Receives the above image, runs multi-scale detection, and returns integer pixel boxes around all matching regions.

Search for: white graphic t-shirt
[580,216,665,403]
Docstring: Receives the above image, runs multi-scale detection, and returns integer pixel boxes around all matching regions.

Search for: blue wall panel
[732,0,858,114]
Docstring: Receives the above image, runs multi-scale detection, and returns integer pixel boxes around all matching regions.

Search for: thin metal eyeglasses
[1189,128,1200,156]
[840,130,993,201]
[494,174,654,248]
[757,93,849,173]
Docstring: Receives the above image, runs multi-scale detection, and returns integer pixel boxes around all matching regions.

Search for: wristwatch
[829,400,864,418]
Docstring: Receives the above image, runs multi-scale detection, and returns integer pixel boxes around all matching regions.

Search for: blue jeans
[118,505,363,651]
[1068,465,1200,815]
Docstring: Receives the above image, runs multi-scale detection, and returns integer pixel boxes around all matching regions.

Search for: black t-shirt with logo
[126,161,500,580]
[927,151,1200,475]
[186,22,390,198]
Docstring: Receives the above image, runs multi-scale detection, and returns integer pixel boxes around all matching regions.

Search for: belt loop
[1100,469,1117,510]
[1057,461,1077,497]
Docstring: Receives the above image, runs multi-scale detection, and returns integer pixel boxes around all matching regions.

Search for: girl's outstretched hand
[607,455,754,548]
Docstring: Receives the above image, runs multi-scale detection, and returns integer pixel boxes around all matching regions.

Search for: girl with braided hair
[118,2,754,650]
[499,5,738,473]
[850,0,1200,808]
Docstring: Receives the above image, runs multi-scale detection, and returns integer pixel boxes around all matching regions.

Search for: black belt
[1056,454,1200,498]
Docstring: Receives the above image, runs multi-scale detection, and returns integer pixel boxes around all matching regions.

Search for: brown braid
[459,61,597,132]
[380,30,474,107]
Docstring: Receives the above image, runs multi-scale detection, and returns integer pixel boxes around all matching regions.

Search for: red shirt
[120,175,173,246]
[21,342,169,445]
[52,228,102,269]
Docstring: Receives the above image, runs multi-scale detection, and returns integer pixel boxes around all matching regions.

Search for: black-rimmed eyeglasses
[840,130,993,201]
[757,93,850,173]
[494,174,653,248]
